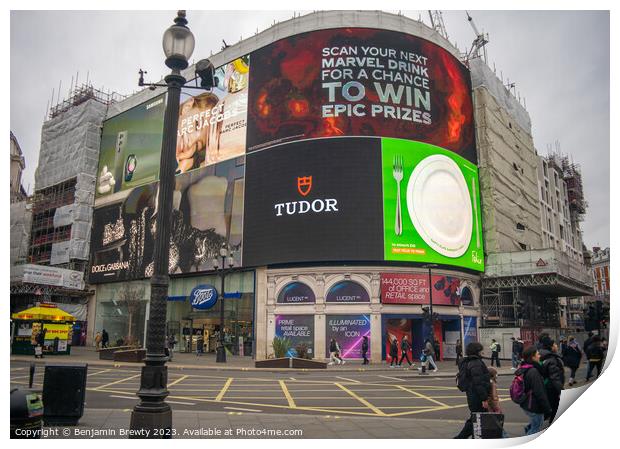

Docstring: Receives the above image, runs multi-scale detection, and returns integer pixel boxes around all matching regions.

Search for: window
[519,242,527,250]
[516,223,526,231]
[543,162,548,177]
[513,162,519,171]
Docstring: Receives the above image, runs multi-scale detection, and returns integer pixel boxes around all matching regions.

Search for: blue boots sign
[190,284,218,310]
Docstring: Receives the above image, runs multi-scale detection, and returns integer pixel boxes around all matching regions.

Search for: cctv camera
[195,58,218,89]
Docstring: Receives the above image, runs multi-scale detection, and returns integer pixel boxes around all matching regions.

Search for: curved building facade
[90,11,483,362]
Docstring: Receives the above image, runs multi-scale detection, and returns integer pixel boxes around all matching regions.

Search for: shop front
[166,271,255,356]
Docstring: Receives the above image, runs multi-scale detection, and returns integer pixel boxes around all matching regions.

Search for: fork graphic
[392,155,403,236]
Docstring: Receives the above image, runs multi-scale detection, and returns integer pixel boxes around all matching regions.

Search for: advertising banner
[95,95,166,198]
[22,264,84,290]
[247,28,475,162]
[325,281,370,303]
[277,282,316,304]
[326,315,371,359]
[177,56,250,173]
[42,323,71,340]
[89,158,244,283]
[243,137,383,266]
[382,138,484,271]
[385,318,413,362]
[464,316,478,347]
[381,272,464,306]
[275,315,314,357]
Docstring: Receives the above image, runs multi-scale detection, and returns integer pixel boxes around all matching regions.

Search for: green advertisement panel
[382,138,484,271]
[95,94,166,198]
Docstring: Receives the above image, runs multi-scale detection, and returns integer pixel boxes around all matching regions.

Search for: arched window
[326,280,369,303]
[277,282,315,304]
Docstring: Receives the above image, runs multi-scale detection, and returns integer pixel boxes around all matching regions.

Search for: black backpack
[456,359,471,392]
[496,343,501,352]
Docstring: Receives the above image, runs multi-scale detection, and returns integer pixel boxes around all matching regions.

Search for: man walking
[425,339,438,372]
[490,339,501,367]
[511,337,523,370]
[398,335,414,368]
[361,335,369,365]
[101,329,109,349]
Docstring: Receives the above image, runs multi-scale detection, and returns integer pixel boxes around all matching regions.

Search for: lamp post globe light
[213,243,235,363]
[129,10,194,436]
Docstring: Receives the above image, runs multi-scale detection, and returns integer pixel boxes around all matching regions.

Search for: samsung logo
[146,98,163,110]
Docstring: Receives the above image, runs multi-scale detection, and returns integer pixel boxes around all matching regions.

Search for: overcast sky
[10,10,609,248]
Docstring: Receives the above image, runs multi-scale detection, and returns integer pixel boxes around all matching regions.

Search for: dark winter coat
[401,339,411,352]
[586,342,605,362]
[512,340,524,356]
[540,349,565,394]
[102,330,109,344]
[459,355,491,408]
[517,363,553,415]
[562,343,582,369]
[330,340,338,352]
[389,340,399,357]
[361,339,369,353]
[583,337,594,353]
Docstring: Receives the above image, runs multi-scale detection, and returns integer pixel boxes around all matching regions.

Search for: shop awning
[11,306,75,322]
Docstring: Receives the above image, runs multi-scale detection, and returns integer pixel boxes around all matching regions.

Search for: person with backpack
[585,335,605,381]
[389,336,399,368]
[490,339,501,367]
[512,346,552,436]
[454,342,492,439]
[456,339,463,366]
[398,335,414,368]
[539,336,564,424]
[562,336,582,386]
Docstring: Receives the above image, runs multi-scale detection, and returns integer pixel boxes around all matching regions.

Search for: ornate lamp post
[129,10,195,436]
[213,243,235,363]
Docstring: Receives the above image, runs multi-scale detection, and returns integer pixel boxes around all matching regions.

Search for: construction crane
[428,10,449,40]
[465,11,489,63]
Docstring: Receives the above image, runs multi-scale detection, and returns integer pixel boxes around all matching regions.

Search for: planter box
[113,349,146,363]
[98,346,134,360]
[255,357,327,369]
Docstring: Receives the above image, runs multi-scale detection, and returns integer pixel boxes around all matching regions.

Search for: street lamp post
[129,10,195,436]
[213,244,234,363]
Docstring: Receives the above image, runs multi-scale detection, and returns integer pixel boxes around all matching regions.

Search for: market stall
[11,304,75,355]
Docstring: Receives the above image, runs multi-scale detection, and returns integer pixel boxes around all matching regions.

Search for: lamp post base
[216,345,226,363]
[129,405,172,438]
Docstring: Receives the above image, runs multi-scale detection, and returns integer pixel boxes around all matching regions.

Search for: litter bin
[10,388,43,438]
[43,363,87,426]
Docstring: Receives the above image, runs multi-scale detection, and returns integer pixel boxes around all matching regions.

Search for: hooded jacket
[562,342,582,369]
[517,363,553,415]
[459,355,491,406]
[540,349,565,394]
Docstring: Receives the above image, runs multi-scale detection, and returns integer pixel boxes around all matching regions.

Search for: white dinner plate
[406,154,472,258]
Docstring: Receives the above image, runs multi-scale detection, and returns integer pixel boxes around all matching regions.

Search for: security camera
[195,58,218,89]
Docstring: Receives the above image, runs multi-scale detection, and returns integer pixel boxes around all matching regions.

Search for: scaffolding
[545,150,587,222]
[48,82,125,120]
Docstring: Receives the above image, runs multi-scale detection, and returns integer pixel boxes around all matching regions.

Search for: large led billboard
[247,28,475,162]
[90,158,244,283]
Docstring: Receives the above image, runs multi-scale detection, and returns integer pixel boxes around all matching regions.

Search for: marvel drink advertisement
[89,158,244,283]
[381,138,484,271]
[247,28,475,162]
[326,315,371,359]
[274,315,314,358]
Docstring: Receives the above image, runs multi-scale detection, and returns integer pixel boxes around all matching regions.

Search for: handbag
[472,412,505,439]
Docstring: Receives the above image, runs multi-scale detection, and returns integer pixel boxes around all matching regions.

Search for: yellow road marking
[279,380,297,408]
[395,385,449,407]
[93,373,141,391]
[378,375,404,382]
[215,377,233,401]
[168,374,189,387]
[335,382,386,416]
[336,376,361,384]
[387,406,451,417]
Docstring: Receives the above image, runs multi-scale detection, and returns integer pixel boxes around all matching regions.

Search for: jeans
[512,353,520,368]
[399,351,412,366]
[586,361,603,380]
[427,355,438,370]
[491,352,501,367]
[523,410,544,435]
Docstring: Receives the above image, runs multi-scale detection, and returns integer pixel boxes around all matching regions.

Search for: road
[10,361,591,424]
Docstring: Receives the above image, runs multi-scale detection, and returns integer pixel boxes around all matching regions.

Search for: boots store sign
[190,284,218,310]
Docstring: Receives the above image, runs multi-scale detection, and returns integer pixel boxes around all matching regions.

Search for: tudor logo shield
[297,176,312,196]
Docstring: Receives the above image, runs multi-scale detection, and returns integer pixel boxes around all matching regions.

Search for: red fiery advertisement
[381,273,463,306]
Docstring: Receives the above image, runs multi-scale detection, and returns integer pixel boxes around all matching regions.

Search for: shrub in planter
[272,336,291,358]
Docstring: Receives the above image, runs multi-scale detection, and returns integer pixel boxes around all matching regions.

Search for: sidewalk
[38,408,532,439]
[11,346,517,376]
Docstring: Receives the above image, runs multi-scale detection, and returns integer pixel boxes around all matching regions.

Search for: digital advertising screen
[242,137,384,267]
[95,95,166,198]
[247,28,475,162]
[380,272,467,306]
[274,314,314,358]
[381,138,483,271]
[325,314,371,359]
[277,282,316,304]
[89,158,244,283]
[325,281,370,303]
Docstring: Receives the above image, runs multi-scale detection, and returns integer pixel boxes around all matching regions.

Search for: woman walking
[389,337,399,368]
[361,336,369,365]
[562,336,582,386]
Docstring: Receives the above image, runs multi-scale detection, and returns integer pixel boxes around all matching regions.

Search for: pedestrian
[490,339,501,367]
[487,367,509,438]
[456,338,463,366]
[398,335,414,368]
[389,336,399,368]
[101,329,109,348]
[425,339,438,372]
[562,336,582,386]
[583,331,595,376]
[196,333,204,356]
[585,335,605,381]
[328,337,344,365]
[361,335,369,365]
[454,342,492,439]
[434,339,441,361]
[95,332,102,350]
[601,337,608,352]
[166,334,177,361]
[515,346,553,436]
[511,337,523,370]
[539,336,564,424]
